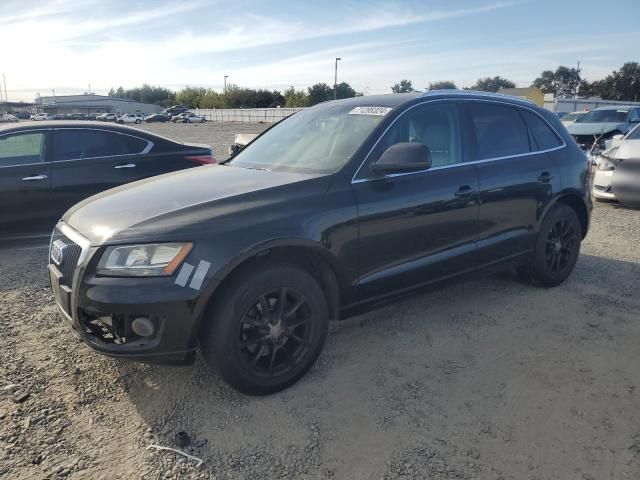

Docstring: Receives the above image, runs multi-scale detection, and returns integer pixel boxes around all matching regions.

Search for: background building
[498,87,545,106]
[34,94,161,116]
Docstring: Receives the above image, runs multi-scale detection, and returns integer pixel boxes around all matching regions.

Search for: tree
[391,80,414,93]
[335,82,357,100]
[107,87,116,97]
[428,81,457,90]
[469,76,515,93]
[176,86,205,108]
[307,83,333,106]
[532,66,580,98]
[582,62,640,101]
[284,87,309,107]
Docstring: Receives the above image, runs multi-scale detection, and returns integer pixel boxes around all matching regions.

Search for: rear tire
[518,204,581,287]
[200,264,329,395]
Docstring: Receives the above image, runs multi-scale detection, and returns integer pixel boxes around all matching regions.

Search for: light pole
[224,75,229,107]
[334,57,341,100]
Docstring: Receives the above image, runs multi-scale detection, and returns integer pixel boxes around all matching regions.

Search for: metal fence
[544,97,640,113]
[190,108,305,123]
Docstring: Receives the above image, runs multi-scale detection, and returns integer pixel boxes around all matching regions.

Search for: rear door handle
[22,175,47,181]
[114,163,136,169]
[454,185,476,197]
[538,172,554,183]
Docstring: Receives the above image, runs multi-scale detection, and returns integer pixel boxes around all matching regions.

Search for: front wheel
[200,264,329,395]
[518,204,582,287]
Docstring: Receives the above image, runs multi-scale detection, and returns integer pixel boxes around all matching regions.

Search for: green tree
[284,87,309,107]
[584,62,640,101]
[391,80,414,93]
[335,82,357,100]
[176,86,206,108]
[469,76,515,92]
[532,66,580,98]
[428,81,457,90]
[307,83,333,106]
[107,87,116,96]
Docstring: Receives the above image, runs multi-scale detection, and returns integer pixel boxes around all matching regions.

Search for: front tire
[200,264,329,395]
[518,204,581,287]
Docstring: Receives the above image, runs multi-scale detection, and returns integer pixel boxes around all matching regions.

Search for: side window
[0,132,45,167]
[466,103,530,159]
[629,109,640,123]
[521,110,563,150]
[54,130,148,160]
[370,103,461,169]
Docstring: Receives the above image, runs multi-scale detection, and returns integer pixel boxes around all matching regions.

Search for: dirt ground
[1,122,639,479]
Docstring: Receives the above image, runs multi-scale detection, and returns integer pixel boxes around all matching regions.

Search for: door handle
[114,163,136,169]
[454,185,476,197]
[22,175,47,181]
[538,172,554,183]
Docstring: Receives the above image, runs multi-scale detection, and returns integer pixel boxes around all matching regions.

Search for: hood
[63,165,330,244]
[605,140,640,160]
[566,122,626,136]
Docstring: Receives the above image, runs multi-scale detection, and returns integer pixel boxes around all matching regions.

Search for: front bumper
[592,169,616,200]
[48,224,201,365]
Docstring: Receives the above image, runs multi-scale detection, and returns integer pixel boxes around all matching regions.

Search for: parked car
[144,114,170,123]
[0,121,215,231]
[163,105,188,116]
[97,113,118,122]
[65,113,87,120]
[560,111,588,127]
[177,112,207,123]
[30,112,55,121]
[117,113,143,124]
[228,133,258,156]
[566,106,640,152]
[592,124,640,203]
[13,112,32,120]
[0,114,19,123]
[46,91,591,395]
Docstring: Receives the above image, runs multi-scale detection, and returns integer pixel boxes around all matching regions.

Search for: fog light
[131,317,155,337]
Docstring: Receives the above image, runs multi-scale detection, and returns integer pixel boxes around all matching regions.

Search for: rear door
[0,129,53,227]
[50,128,153,213]
[462,101,562,267]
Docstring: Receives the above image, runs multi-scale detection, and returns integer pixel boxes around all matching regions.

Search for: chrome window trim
[350,98,567,185]
[50,127,153,163]
[0,128,51,169]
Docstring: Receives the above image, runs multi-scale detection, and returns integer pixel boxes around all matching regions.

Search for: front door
[351,102,479,300]
[0,130,53,230]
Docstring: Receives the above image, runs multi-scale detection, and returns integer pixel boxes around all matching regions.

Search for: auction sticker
[348,106,392,116]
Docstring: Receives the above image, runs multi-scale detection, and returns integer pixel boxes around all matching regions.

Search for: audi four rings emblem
[51,239,67,266]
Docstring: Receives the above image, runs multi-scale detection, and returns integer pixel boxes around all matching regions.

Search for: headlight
[597,158,616,171]
[97,243,193,277]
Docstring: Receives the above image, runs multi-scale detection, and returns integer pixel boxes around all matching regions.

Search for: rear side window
[0,132,45,167]
[54,130,149,160]
[521,110,562,150]
[467,103,530,160]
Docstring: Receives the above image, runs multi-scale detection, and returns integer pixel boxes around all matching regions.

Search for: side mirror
[612,134,624,140]
[372,142,432,175]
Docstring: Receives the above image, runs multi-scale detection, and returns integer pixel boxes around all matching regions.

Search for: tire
[200,263,329,395]
[518,204,582,287]
[135,119,141,124]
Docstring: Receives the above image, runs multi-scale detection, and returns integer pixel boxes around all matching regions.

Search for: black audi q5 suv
[48,91,592,394]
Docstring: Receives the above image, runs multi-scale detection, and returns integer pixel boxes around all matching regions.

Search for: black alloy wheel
[544,217,578,274]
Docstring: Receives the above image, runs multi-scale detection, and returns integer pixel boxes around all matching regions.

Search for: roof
[0,120,148,134]
[589,105,636,111]
[419,89,540,108]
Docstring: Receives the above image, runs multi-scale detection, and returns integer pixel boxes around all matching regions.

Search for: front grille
[572,134,602,150]
[50,230,82,288]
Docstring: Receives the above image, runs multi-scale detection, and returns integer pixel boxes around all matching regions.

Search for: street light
[334,57,341,100]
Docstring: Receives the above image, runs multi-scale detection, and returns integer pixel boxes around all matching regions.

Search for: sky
[1,0,639,102]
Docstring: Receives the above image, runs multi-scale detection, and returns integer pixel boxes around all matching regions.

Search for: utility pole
[224,75,229,108]
[334,57,341,100]
[575,60,581,99]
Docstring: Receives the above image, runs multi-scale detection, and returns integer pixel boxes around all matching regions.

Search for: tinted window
[54,130,148,160]
[467,103,530,159]
[577,109,628,123]
[371,103,461,168]
[0,132,45,167]
[521,110,562,150]
[627,124,640,140]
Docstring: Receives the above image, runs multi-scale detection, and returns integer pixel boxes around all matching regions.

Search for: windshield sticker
[348,106,392,116]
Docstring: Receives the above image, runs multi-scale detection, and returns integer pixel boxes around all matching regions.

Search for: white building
[35,94,161,116]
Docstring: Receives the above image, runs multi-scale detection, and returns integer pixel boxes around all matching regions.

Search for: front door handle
[22,175,47,181]
[114,163,136,169]
[454,185,476,197]
[538,172,554,183]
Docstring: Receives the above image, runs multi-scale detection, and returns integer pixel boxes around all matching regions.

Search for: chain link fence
[191,108,305,123]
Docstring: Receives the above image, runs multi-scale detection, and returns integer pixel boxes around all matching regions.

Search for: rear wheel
[200,264,329,395]
[518,204,581,287]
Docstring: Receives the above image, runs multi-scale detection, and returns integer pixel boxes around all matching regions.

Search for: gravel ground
[1,123,639,479]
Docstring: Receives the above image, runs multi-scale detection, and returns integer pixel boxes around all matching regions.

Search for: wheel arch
[541,192,590,239]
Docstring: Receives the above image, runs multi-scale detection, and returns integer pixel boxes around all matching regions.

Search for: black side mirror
[372,142,432,175]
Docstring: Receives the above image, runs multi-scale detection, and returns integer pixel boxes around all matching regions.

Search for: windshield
[577,109,629,123]
[562,112,583,122]
[626,124,640,140]
[227,103,388,174]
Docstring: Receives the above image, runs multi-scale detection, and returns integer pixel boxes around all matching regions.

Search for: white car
[173,112,206,123]
[560,111,588,127]
[117,113,144,124]
[592,124,640,201]
[97,112,118,122]
[30,112,54,121]
[0,113,19,123]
